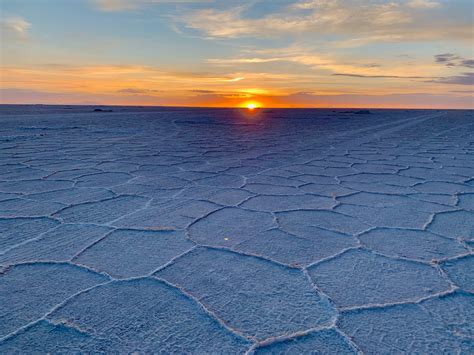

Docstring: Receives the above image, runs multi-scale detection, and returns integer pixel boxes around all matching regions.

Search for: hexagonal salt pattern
[155,247,336,340]
[308,249,451,308]
[1,279,250,353]
[188,207,277,247]
[0,224,112,265]
[0,263,109,338]
[0,107,473,352]
[253,328,358,354]
[358,228,467,261]
[74,229,194,278]
[338,292,473,353]
[441,256,474,292]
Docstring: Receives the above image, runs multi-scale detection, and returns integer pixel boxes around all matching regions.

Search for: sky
[1,0,473,108]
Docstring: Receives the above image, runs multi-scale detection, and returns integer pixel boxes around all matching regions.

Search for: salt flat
[0,105,473,353]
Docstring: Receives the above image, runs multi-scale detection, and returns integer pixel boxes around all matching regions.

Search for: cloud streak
[435,53,474,68]
[117,88,162,94]
[91,0,213,12]
[207,46,442,79]
[430,73,474,86]
[0,16,31,40]
[332,73,437,79]
[177,0,472,44]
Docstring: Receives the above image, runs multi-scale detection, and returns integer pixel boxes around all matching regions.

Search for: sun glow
[242,101,261,110]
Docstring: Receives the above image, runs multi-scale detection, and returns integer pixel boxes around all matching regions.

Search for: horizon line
[0,103,472,111]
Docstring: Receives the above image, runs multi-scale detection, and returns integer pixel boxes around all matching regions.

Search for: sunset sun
[242,101,261,110]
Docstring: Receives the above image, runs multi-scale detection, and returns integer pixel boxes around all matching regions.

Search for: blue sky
[1,0,473,108]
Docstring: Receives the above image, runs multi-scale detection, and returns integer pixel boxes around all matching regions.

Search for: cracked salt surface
[0,105,473,353]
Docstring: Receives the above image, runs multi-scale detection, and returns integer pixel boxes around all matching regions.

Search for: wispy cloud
[117,88,162,94]
[208,57,283,64]
[91,0,213,12]
[332,73,437,79]
[178,2,410,39]
[431,73,474,86]
[1,64,248,96]
[207,45,441,79]
[435,53,474,68]
[1,16,31,40]
[450,90,473,94]
[188,89,215,93]
[92,0,138,11]
[406,0,440,9]
[177,0,471,44]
